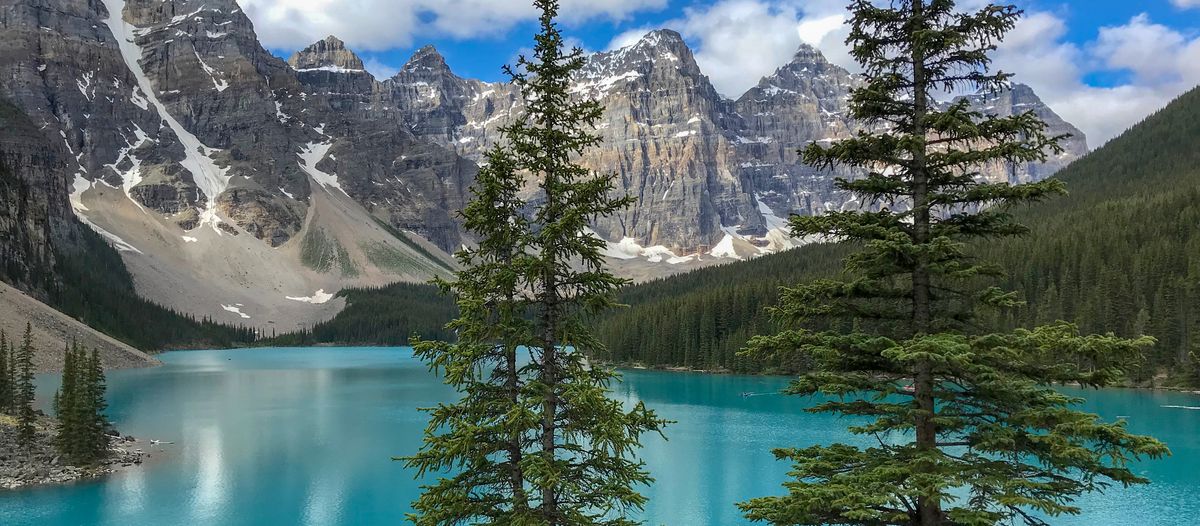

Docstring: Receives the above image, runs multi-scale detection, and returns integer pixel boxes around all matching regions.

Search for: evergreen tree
[85,348,111,461]
[405,2,666,524]
[55,343,81,461]
[405,144,536,524]
[14,323,37,448]
[738,2,1168,525]
[54,344,111,465]
[0,330,10,413]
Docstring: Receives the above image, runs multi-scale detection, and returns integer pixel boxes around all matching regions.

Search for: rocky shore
[0,413,155,490]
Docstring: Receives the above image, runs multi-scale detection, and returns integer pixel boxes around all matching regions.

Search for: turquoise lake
[1,347,1198,525]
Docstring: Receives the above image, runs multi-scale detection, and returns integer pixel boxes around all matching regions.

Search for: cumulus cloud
[363,57,399,80]
[607,27,655,51]
[660,1,1200,146]
[992,12,1200,145]
[242,0,1199,147]
[239,0,667,51]
[603,0,851,98]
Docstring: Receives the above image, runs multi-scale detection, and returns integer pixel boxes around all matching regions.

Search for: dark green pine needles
[739,1,1168,526]
[54,343,112,465]
[402,1,667,525]
[13,323,37,448]
[0,330,11,412]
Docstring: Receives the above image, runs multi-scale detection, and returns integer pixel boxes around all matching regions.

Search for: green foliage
[262,283,457,346]
[736,2,1168,525]
[361,242,442,276]
[0,331,11,412]
[14,323,37,448]
[54,343,111,465]
[404,2,667,524]
[975,85,1200,383]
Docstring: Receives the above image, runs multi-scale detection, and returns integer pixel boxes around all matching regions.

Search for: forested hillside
[595,86,1200,382]
[262,283,456,346]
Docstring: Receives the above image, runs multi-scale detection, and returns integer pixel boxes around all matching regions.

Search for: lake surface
[1,347,1198,525]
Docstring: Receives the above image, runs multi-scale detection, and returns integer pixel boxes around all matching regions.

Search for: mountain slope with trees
[1,95,255,360]
[596,85,1200,384]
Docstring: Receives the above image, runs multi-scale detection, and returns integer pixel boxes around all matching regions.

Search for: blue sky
[239,0,1200,144]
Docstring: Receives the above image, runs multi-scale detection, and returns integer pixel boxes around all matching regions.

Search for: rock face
[951,83,1089,183]
[288,35,364,72]
[0,95,71,292]
[0,0,462,328]
[734,44,860,227]
[0,0,1088,323]
[388,31,1087,263]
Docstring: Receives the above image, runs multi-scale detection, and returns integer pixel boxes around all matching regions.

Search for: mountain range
[0,0,1085,331]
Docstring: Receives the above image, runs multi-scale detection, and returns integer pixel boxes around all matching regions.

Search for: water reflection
[1,348,1196,526]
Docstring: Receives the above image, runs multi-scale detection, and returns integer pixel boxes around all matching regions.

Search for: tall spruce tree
[738,2,1168,525]
[55,343,82,460]
[405,144,536,524]
[5,333,15,414]
[405,2,666,524]
[85,349,111,461]
[14,323,37,448]
[0,330,10,413]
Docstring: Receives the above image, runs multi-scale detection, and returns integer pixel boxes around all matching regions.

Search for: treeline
[594,245,851,372]
[977,87,1200,381]
[264,282,457,346]
[596,86,1200,382]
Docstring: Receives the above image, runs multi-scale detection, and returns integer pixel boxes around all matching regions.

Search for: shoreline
[606,361,1200,395]
[0,413,171,492]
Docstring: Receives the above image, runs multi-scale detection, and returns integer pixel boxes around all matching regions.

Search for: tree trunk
[909,1,941,525]
[505,341,528,510]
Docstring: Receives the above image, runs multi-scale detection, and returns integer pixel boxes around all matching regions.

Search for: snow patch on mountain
[221,304,250,319]
[285,289,335,304]
[298,142,349,196]
[709,234,740,259]
[585,228,694,265]
[101,0,232,232]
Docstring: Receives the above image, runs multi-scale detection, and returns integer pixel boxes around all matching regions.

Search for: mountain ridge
[0,0,1085,330]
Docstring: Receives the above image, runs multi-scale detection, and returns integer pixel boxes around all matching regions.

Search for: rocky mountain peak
[615,29,696,67]
[402,45,451,74]
[788,43,831,66]
[572,28,706,98]
[288,35,365,72]
[632,29,688,51]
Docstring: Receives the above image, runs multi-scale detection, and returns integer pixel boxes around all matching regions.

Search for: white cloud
[607,27,655,51]
[363,57,399,80]
[662,0,841,98]
[239,0,667,51]
[241,0,1199,147]
[664,1,1200,146]
[992,12,1200,145]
